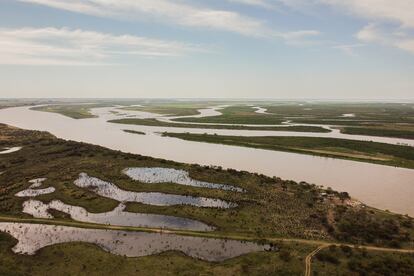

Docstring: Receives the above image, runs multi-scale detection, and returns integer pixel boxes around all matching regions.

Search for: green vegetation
[265,102,414,140]
[340,126,414,140]
[109,118,330,132]
[313,244,414,276]
[0,99,54,110]
[29,101,215,119]
[123,129,146,135]
[120,103,211,117]
[0,124,331,240]
[162,133,414,169]
[28,100,155,119]
[173,105,285,125]
[332,207,412,247]
[173,103,414,125]
[29,101,414,139]
[264,102,414,124]
[31,104,107,119]
[171,102,414,139]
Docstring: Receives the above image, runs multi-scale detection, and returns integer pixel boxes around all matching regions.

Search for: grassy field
[109,118,330,132]
[162,133,414,169]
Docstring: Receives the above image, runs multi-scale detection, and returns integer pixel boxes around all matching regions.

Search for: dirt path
[305,245,328,276]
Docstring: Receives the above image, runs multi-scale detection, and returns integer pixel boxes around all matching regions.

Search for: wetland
[1,100,414,275]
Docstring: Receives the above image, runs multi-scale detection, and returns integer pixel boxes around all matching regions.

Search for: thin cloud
[17,0,321,43]
[266,0,414,54]
[332,44,364,56]
[269,0,414,28]
[0,27,202,65]
[278,30,322,46]
[396,39,414,54]
[226,0,276,9]
[356,23,414,54]
[318,0,414,28]
[311,0,414,54]
[18,0,270,37]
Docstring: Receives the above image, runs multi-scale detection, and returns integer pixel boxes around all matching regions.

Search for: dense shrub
[316,251,340,265]
[334,208,410,246]
[348,255,414,276]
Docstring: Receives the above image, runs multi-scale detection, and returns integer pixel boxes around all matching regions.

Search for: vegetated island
[108,118,330,133]
[162,132,414,169]
[123,129,146,135]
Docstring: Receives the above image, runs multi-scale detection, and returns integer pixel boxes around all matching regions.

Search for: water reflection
[252,107,271,114]
[0,223,271,261]
[74,173,236,208]
[15,178,55,197]
[123,167,243,192]
[0,147,22,154]
[22,199,214,231]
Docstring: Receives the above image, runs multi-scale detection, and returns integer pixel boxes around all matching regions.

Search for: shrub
[279,250,292,262]
[316,251,340,265]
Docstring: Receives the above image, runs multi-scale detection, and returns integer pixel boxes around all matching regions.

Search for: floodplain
[0,99,413,275]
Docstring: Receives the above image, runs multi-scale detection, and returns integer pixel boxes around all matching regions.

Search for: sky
[1,0,414,99]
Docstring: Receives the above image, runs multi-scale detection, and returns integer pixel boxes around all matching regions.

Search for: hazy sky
[1,0,414,99]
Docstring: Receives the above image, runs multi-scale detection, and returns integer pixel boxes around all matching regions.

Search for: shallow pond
[0,147,22,154]
[252,106,271,114]
[22,200,214,231]
[123,167,243,192]
[0,223,270,261]
[15,178,56,197]
[74,173,236,208]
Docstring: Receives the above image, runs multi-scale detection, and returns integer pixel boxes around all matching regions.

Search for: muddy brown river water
[0,106,413,216]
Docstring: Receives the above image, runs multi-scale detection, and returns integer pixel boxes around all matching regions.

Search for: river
[0,106,413,216]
